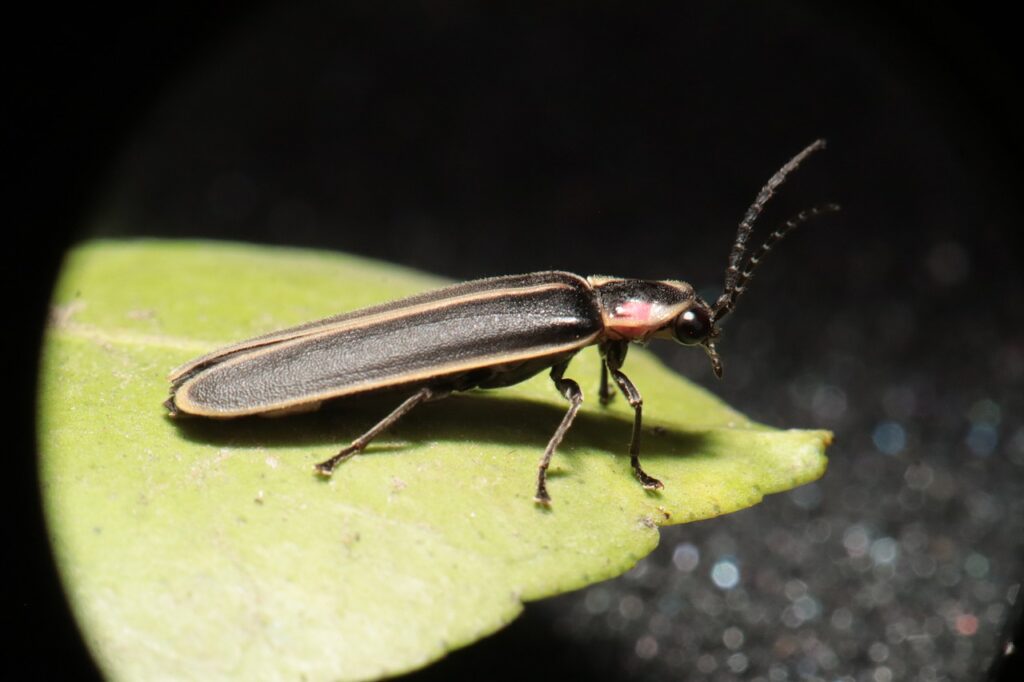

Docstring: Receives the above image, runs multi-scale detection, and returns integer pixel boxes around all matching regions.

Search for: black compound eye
[674,307,711,345]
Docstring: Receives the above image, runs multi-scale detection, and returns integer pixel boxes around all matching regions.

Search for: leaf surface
[39,240,830,681]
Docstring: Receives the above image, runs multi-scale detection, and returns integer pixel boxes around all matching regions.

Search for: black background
[7,3,1022,680]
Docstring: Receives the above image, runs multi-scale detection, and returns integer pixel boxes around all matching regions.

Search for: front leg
[602,341,663,491]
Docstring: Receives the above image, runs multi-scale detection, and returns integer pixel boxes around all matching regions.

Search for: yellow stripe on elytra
[168,279,582,381]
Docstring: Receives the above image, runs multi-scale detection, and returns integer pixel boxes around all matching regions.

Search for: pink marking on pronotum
[608,300,657,339]
[615,300,653,321]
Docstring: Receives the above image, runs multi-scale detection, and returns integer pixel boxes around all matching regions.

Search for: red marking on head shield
[607,300,660,340]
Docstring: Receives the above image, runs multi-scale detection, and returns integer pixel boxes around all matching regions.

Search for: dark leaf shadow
[168,390,715,466]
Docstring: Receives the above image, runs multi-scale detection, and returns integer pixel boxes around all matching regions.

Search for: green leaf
[39,239,830,681]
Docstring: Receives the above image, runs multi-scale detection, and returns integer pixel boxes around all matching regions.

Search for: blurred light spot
[672,542,700,572]
[696,653,717,673]
[831,607,853,630]
[974,581,998,602]
[925,240,970,286]
[966,424,998,456]
[789,482,822,510]
[870,537,898,565]
[873,665,894,682]
[618,594,644,620]
[955,613,979,636]
[795,655,819,677]
[726,652,749,673]
[967,398,1001,425]
[781,607,802,628]
[818,646,840,671]
[868,642,890,663]
[903,463,934,490]
[873,562,896,581]
[811,384,847,420]
[656,594,683,617]
[723,626,745,650]
[711,558,741,589]
[873,421,906,455]
[964,552,990,579]
[634,634,659,659]
[584,587,611,614]
[843,525,871,557]
[648,612,672,637]
[784,579,808,600]
[787,374,816,411]
[792,595,820,622]
[985,603,1006,625]
[967,492,999,523]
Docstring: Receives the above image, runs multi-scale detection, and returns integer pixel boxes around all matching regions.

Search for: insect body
[166,140,836,504]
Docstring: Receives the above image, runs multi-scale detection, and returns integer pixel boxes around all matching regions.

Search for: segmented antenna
[713,140,830,322]
[714,203,840,322]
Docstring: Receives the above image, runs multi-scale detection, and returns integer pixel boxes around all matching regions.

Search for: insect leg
[535,360,583,505]
[314,386,444,476]
[603,342,663,491]
[598,362,614,406]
